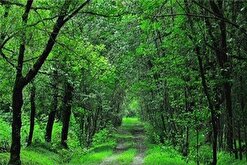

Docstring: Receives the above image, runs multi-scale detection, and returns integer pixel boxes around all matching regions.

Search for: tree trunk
[9,82,24,165]
[234,138,238,159]
[209,1,233,152]
[45,70,58,142]
[45,111,56,142]
[238,125,242,160]
[61,82,74,148]
[196,47,218,165]
[27,82,36,146]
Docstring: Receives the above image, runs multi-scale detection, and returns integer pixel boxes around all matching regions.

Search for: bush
[197,145,212,164]
[0,118,11,152]
[218,152,247,165]
[144,145,195,165]
[144,123,160,144]
[92,128,115,147]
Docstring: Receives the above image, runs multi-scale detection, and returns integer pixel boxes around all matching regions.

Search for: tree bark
[209,0,234,152]
[9,0,33,164]
[61,82,74,148]
[238,126,242,160]
[196,47,218,165]
[27,82,36,146]
[45,70,58,142]
[9,83,24,165]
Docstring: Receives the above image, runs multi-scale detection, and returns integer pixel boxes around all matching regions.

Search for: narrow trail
[100,118,146,165]
[131,127,145,165]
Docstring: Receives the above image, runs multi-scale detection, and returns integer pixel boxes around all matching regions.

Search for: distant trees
[119,0,247,164]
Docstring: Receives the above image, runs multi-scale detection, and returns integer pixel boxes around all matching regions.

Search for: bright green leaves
[136,43,156,57]
[140,19,162,33]
[140,19,152,32]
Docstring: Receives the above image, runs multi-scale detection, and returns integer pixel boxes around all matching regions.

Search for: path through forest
[100,118,146,165]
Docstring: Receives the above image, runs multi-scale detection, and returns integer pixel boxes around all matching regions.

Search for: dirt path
[100,119,146,165]
[131,127,146,165]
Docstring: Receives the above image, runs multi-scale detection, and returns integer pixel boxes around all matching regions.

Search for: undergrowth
[117,148,137,165]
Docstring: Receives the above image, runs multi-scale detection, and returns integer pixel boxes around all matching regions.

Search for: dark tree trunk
[196,47,218,165]
[61,82,74,148]
[9,83,24,165]
[238,125,242,160]
[225,82,234,152]
[239,76,244,160]
[9,1,33,163]
[45,111,56,142]
[27,82,36,146]
[209,1,233,152]
[234,138,238,159]
[45,70,58,142]
[86,115,92,147]
[91,103,102,139]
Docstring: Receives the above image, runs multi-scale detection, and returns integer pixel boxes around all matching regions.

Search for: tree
[0,1,91,164]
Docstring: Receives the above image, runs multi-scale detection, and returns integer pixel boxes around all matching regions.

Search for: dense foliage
[1,0,247,165]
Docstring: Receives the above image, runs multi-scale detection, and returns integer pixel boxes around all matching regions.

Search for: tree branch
[0,0,51,10]
[24,0,90,85]
[80,11,127,18]
[16,0,33,78]
[0,50,16,68]
[63,0,91,23]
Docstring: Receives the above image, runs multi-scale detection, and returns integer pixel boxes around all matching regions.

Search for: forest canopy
[0,0,247,165]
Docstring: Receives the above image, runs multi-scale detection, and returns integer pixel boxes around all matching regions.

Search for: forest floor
[100,118,146,165]
[1,117,246,165]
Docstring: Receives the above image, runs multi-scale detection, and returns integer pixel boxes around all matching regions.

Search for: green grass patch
[69,150,113,165]
[117,148,137,165]
[114,133,133,139]
[69,142,116,165]
[122,117,142,127]
[91,142,116,152]
[218,152,247,165]
[144,145,195,165]
[0,147,60,165]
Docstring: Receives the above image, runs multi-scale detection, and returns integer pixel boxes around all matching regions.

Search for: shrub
[144,145,195,165]
[92,128,114,147]
[0,118,11,152]
[144,123,160,144]
[218,152,247,165]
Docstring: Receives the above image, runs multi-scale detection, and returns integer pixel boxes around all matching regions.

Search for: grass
[114,133,133,139]
[217,152,247,165]
[117,148,137,165]
[69,142,116,165]
[69,150,113,165]
[0,147,60,165]
[144,145,195,165]
[122,117,142,127]
[0,142,116,165]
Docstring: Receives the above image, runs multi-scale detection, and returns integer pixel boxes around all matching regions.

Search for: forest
[0,0,247,165]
